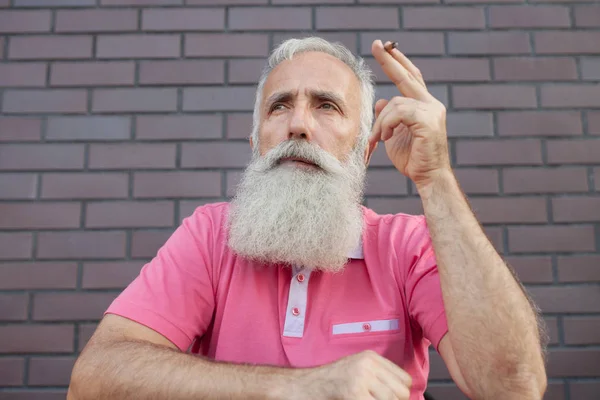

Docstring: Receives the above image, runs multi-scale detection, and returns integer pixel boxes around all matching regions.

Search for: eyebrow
[264,90,347,113]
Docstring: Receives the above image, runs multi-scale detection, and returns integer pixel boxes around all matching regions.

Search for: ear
[249,136,254,150]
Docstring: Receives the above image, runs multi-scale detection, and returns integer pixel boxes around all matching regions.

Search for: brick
[366,197,423,216]
[504,256,553,284]
[189,0,265,3]
[0,144,84,170]
[0,173,37,199]
[132,230,173,258]
[0,203,80,229]
[82,262,142,289]
[183,87,255,111]
[0,10,51,33]
[428,352,451,380]
[86,201,174,228]
[571,382,600,399]
[403,7,484,29]
[542,85,600,108]
[0,117,42,142]
[449,32,530,55]
[508,225,595,253]
[575,5,600,27]
[361,32,444,56]
[273,32,357,54]
[228,59,264,84]
[0,233,32,260]
[367,143,393,167]
[226,170,242,197]
[535,32,600,54]
[37,231,126,259]
[0,262,77,289]
[489,5,570,28]
[29,357,75,386]
[425,384,465,400]
[181,142,251,168]
[102,0,182,4]
[470,197,547,224]
[3,90,87,114]
[454,168,498,194]
[504,167,588,194]
[596,167,600,189]
[226,113,252,139]
[42,173,128,199]
[134,171,221,198]
[89,143,176,170]
[186,34,269,57]
[97,35,180,59]
[547,139,600,164]
[16,0,95,5]
[547,349,600,377]
[588,112,600,135]
[367,57,490,83]
[47,116,131,141]
[543,316,560,345]
[0,391,68,400]
[444,0,522,2]
[274,0,350,3]
[33,292,118,321]
[0,325,74,353]
[498,111,582,136]
[0,63,46,87]
[582,58,600,80]
[484,226,504,254]
[563,317,600,345]
[0,293,28,321]
[9,36,92,60]
[456,139,542,166]
[136,115,221,140]
[317,7,399,30]
[365,169,408,195]
[56,9,137,32]
[139,60,224,85]
[377,84,448,106]
[446,112,493,137]
[453,85,536,109]
[142,8,224,31]
[0,358,24,386]
[51,61,135,86]
[78,323,97,351]
[94,88,177,113]
[0,37,4,58]
[229,7,311,30]
[553,196,600,222]
[494,57,576,81]
[360,0,439,2]
[558,255,600,283]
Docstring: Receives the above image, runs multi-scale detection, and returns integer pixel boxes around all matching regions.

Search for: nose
[288,104,312,141]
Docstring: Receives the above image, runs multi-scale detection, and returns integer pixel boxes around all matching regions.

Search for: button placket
[283,267,312,338]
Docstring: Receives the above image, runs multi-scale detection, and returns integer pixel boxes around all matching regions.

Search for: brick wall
[0,0,599,399]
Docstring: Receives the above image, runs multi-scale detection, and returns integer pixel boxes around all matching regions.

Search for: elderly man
[68,38,547,400]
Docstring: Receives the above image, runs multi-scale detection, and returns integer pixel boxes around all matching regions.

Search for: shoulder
[182,202,230,243]
[363,206,430,244]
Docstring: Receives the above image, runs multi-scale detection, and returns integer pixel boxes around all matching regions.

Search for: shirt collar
[347,236,364,260]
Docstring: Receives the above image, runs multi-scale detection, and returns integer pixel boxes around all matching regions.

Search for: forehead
[262,51,360,103]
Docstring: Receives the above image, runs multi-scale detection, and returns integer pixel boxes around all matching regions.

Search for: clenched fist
[280,350,412,400]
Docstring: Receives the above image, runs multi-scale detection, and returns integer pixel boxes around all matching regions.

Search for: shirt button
[363,323,371,332]
[291,307,300,316]
[297,274,305,282]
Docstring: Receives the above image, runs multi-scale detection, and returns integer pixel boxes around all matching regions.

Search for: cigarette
[384,41,398,52]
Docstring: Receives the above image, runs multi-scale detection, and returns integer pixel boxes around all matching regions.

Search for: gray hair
[251,37,375,159]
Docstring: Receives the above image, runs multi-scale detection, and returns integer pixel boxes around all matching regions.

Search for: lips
[279,157,317,167]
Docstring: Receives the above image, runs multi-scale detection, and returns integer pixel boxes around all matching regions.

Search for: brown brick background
[0,1,599,399]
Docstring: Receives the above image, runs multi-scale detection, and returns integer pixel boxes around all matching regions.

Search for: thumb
[374,99,388,119]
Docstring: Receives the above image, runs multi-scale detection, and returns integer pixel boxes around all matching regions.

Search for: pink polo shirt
[105,202,448,399]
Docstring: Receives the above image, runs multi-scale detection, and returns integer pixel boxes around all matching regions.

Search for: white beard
[227,139,366,273]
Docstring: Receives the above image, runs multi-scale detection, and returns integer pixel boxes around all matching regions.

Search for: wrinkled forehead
[261,51,361,105]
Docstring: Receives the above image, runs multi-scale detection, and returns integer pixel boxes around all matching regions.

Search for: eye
[270,103,286,112]
[319,103,337,111]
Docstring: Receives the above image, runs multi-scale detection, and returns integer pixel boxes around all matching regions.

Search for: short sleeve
[403,217,449,351]
[104,209,216,352]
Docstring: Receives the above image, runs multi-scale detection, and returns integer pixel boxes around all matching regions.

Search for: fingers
[375,99,388,119]
[371,39,431,102]
[373,354,413,389]
[372,97,421,142]
[386,45,426,89]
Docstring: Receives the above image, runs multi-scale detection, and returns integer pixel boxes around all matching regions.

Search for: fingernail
[383,41,398,52]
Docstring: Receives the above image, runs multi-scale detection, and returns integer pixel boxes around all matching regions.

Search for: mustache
[252,140,345,175]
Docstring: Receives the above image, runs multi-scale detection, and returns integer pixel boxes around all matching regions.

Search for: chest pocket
[330,317,402,339]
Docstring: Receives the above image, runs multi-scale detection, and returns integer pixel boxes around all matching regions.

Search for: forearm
[417,169,546,398]
[69,339,289,400]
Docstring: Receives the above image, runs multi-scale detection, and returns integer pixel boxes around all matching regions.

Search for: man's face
[256,51,363,163]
